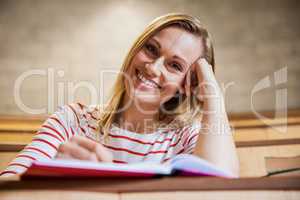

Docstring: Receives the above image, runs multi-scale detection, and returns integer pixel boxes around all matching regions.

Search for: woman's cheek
[167,78,185,100]
[136,50,153,64]
[161,83,179,101]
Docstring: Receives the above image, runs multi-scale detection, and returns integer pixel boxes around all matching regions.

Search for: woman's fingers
[57,142,98,161]
[70,136,97,152]
[70,136,113,162]
[56,136,113,162]
[184,70,191,96]
[192,58,219,102]
[95,144,113,162]
[194,58,214,82]
[55,151,73,160]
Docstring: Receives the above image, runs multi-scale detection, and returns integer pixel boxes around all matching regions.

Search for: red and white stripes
[0,103,200,176]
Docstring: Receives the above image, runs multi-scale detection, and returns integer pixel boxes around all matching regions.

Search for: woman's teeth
[137,71,159,89]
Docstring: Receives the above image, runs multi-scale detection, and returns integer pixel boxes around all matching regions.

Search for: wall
[0,0,299,115]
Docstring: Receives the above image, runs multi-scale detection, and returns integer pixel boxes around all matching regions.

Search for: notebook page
[170,154,236,178]
[26,159,172,176]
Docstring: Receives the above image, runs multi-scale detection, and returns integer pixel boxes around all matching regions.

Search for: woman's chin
[133,91,160,106]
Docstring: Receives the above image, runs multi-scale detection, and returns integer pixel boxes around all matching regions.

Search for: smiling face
[124,26,204,112]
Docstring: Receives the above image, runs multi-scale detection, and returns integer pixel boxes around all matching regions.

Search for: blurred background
[0,0,299,177]
[0,0,299,115]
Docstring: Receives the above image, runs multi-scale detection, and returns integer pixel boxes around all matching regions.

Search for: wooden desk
[1,112,300,199]
[1,176,300,200]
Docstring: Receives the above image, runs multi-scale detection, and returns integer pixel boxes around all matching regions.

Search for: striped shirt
[0,103,201,176]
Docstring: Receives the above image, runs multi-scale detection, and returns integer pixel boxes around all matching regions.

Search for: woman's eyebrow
[149,37,161,49]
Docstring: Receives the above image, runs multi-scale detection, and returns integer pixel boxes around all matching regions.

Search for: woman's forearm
[193,97,240,176]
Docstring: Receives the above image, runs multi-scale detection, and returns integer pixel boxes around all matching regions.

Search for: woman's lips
[135,69,161,89]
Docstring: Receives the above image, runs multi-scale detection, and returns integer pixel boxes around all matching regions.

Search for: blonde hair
[98,13,215,139]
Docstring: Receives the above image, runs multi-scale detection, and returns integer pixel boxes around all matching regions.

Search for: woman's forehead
[149,26,203,65]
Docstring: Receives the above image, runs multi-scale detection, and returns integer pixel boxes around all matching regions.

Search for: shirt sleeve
[0,104,79,177]
[182,121,201,154]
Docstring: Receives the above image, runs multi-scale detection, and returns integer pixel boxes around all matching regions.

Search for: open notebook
[22,154,236,178]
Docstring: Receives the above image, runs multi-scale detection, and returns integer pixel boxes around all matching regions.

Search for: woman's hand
[185,58,222,106]
[55,135,113,162]
[185,58,240,177]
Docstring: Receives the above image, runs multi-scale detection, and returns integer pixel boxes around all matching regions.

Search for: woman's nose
[146,56,165,77]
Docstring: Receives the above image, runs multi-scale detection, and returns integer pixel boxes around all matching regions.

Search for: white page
[31,159,172,175]
[169,154,236,178]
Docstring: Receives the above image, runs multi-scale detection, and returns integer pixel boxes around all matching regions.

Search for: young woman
[1,13,239,177]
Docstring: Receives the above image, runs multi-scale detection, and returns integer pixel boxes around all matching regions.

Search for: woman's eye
[144,43,158,57]
[170,62,182,71]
